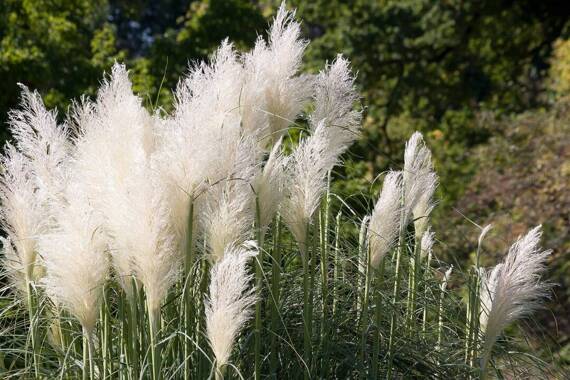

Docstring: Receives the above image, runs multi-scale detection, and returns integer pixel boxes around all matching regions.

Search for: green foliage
[0,0,113,130]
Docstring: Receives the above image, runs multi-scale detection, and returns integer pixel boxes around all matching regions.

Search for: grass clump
[0,4,557,379]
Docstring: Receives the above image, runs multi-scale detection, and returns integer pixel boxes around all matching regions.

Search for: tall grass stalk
[332,211,342,320]
[437,266,453,357]
[254,196,263,380]
[359,245,372,374]
[421,231,434,334]
[100,285,112,379]
[269,215,281,377]
[318,174,331,374]
[26,281,40,379]
[371,258,386,379]
[148,306,161,380]
[302,223,312,380]
[82,328,95,380]
[386,209,406,378]
[406,238,422,334]
[183,201,195,380]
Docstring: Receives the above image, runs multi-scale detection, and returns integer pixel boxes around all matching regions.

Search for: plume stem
[302,222,312,380]
[82,328,95,380]
[386,206,406,378]
[422,241,434,334]
[100,285,112,379]
[269,214,282,377]
[148,305,161,380]
[359,245,372,376]
[406,238,422,334]
[129,278,140,378]
[26,281,40,379]
[183,201,195,380]
[215,363,226,380]
[371,258,386,379]
[332,212,342,320]
[319,178,331,375]
[254,196,263,380]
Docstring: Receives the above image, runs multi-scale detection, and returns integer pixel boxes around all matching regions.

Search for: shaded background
[1,0,569,368]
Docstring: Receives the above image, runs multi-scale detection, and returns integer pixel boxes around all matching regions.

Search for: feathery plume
[476,224,493,267]
[200,136,258,262]
[311,55,361,149]
[72,63,178,306]
[40,182,108,336]
[479,226,551,373]
[206,244,257,371]
[367,171,403,268]
[101,160,179,314]
[478,224,493,250]
[441,266,453,291]
[159,43,252,255]
[1,87,70,291]
[242,4,311,147]
[403,132,437,226]
[8,85,70,203]
[0,147,43,290]
[412,172,438,239]
[282,54,360,250]
[420,227,435,259]
[202,186,254,262]
[282,123,344,252]
[252,138,288,234]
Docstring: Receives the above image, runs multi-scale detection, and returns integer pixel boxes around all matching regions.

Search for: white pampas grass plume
[8,85,70,203]
[476,224,493,267]
[1,87,69,291]
[243,4,311,146]
[403,132,437,226]
[40,186,108,336]
[479,226,551,373]
[252,138,288,234]
[478,224,493,249]
[200,136,258,262]
[72,63,178,307]
[205,244,257,371]
[282,122,345,252]
[441,266,453,291]
[367,171,403,268]
[420,228,435,259]
[412,172,438,239]
[160,43,256,254]
[283,59,361,249]
[105,165,179,315]
[311,55,361,149]
[0,147,43,290]
[202,185,254,263]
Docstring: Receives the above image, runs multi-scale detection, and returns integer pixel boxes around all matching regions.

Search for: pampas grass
[479,226,552,378]
[368,171,403,268]
[205,244,257,378]
[0,4,558,380]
